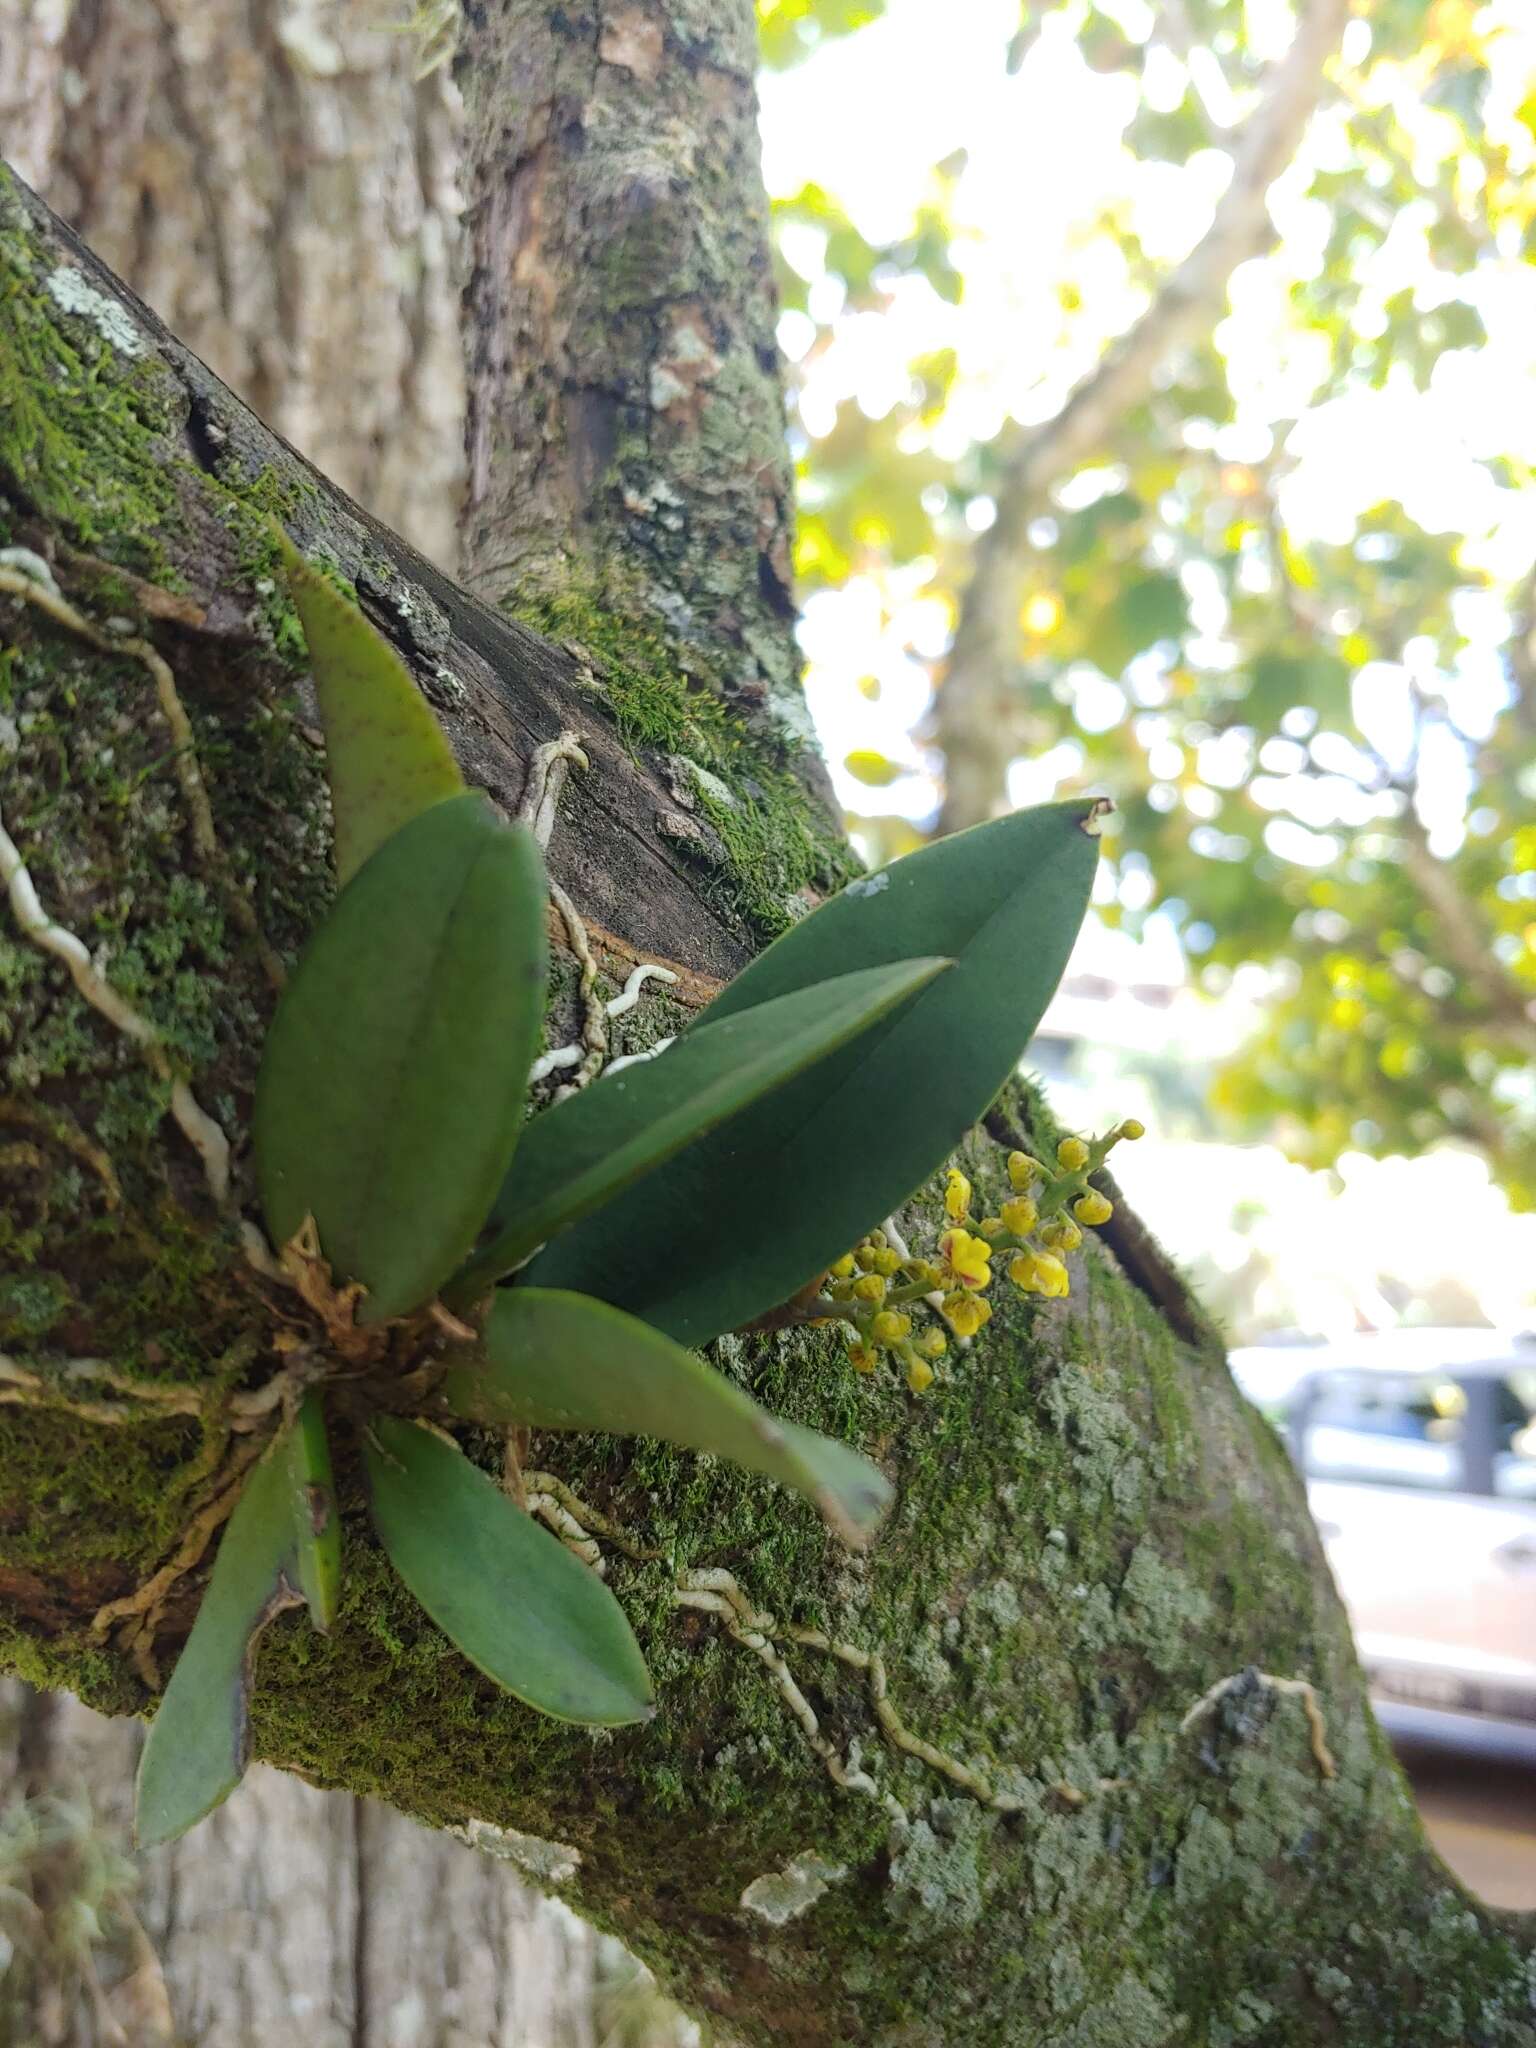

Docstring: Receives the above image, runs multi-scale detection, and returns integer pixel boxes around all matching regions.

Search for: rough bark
[0,0,466,567]
[935,0,1351,835]
[2,130,1535,2048]
[1,1680,615,2047]
[457,0,813,761]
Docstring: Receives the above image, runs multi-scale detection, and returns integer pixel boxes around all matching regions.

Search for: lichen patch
[740,1851,846,1925]
[44,267,145,358]
[453,1818,582,1885]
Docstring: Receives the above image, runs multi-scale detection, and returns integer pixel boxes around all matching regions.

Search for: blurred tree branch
[936,0,1353,834]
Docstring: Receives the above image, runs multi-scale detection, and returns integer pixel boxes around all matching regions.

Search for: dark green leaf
[254,793,547,1323]
[277,529,464,884]
[448,1289,892,1547]
[449,957,950,1301]
[365,1419,653,1726]
[526,800,1102,1344]
[286,1390,341,1630]
[135,1430,306,1847]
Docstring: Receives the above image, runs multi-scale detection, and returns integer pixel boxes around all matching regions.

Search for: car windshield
[1502,1370,1536,1500]
[1300,1370,1472,1492]
[1292,1364,1536,1499]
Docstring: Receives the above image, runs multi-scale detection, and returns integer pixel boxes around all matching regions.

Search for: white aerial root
[1180,1669,1337,1781]
[0,1351,205,1426]
[675,1565,1033,1819]
[0,805,232,1205]
[527,964,679,1084]
[675,1575,898,1813]
[604,962,679,1022]
[514,731,680,1096]
[604,1037,675,1077]
[521,1471,658,1562]
[517,731,590,851]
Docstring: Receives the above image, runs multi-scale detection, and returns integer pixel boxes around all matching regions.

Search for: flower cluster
[821,1120,1144,1394]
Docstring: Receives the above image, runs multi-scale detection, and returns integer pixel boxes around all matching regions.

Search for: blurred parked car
[1229,1331,1536,1758]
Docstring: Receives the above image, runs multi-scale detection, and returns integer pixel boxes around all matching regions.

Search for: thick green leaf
[448,957,951,1302]
[135,1431,306,1847]
[286,1390,342,1630]
[253,793,547,1323]
[527,800,1103,1343]
[278,529,464,884]
[447,1289,892,1547]
[364,1419,653,1726]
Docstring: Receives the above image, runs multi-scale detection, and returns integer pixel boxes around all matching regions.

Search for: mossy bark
[1,160,1534,2048]
[457,0,814,769]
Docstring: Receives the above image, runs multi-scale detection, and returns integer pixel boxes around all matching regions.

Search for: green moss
[0,176,180,582]
[512,583,858,939]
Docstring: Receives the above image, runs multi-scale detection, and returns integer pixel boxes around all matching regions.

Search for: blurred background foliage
[756,0,1536,1224]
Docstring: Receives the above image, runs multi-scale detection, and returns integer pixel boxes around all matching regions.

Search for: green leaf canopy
[253,793,547,1323]
[446,1288,893,1547]
[365,1419,654,1726]
[525,800,1101,1343]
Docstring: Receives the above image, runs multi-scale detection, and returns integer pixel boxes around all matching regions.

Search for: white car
[1229,1331,1536,1758]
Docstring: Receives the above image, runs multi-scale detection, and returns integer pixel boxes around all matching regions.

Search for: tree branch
[936,0,1352,834]
[1395,807,1536,1059]
[7,119,1535,2047]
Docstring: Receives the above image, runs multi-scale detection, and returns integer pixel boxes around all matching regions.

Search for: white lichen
[740,1851,846,1926]
[44,267,145,357]
[680,759,737,809]
[845,871,891,899]
[452,1818,582,1884]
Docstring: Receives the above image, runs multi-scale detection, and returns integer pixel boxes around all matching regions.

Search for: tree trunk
[1,1679,616,2047]
[456,0,813,762]
[0,0,466,566]
[2,74,1534,2048]
[0,12,676,2042]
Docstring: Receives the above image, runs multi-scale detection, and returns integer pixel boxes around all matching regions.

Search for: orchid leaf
[447,1289,892,1547]
[136,1426,307,1846]
[277,528,464,884]
[448,956,949,1303]
[365,1419,654,1726]
[286,1390,341,1630]
[253,793,547,1323]
[527,800,1104,1343]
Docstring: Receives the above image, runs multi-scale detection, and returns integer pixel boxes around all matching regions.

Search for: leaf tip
[1079,796,1115,837]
